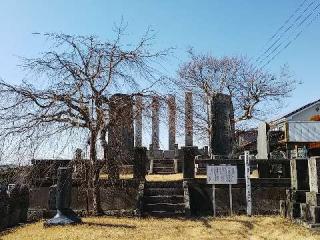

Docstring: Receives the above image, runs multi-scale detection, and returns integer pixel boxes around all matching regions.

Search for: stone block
[286,190,307,203]
[306,191,320,206]
[308,156,320,193]
[7,184,21,227]
[0,185,9,230]
[280,200,287,217]
[163,150,175,159]
[18,184,29,223]
[300,203,311,221]
[286,202,301,219]
[153,150,163,159]
[309,206,320,224]
[182,146,197,179]
[133,147,147,179]
[290,159,309,191]
[48,185,57,210]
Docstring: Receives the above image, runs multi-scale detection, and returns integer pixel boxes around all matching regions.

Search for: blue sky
[0,0,319,151]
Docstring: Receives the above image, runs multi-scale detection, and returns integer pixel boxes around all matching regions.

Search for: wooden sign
[207,165,238,185]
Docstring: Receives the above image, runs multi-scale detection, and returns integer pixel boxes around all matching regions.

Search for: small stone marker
[44,167,81,227]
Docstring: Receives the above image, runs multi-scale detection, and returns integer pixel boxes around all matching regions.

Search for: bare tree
[0,28,170,214]
[174,49,295,145]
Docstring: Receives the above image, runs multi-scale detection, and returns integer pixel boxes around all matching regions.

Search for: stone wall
[188,179,288,216]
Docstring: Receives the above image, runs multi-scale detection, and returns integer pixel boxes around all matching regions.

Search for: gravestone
[108,94,134,179]
[168,95,176,150]
[18,184,29,223]
[151,96,160,151]
[308,157,320,193]
[44,167,81,227]
[182,146,198,179]
[7,184,21,227]
[185,92,193,146]
[133,147,147,179]
[256,123,269,159]
[290,159,309,191]
[210,93,235,157]
[0,185,9,230]
[135,95,143,147]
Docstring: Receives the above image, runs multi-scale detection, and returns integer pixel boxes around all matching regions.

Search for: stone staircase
[152,159,176,174]
[142,181,185,217]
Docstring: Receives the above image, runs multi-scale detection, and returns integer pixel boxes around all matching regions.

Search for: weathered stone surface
[309,206,320,224]
[44,167,81,227]
[48,185,57,210]
[286,189,307,203]
[151,96,160,150]
[290,159,309,191]
[308,156,320,193]
[210,93,235,157]
[108,94,134,179]
[0,185,9,230]
[134,95,143,147]
[185,92,193,147]
[256,123,269,159]
[300,203,311,221]
[280,200,287,217]
[133,147,147,179]
[286,201,301,219]
[168,95,176,150]
[306,191,320,206]
[163,150,175,159]
[153,150,163,159]
[182,146,197,179]
[18,184,29,223]
[7,184,21,227]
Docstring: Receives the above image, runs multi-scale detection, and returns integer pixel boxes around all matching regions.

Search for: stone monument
[44,167,81,227]
[210,93,235,157]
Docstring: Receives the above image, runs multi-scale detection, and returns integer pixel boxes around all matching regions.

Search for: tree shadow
[82,222,136,229]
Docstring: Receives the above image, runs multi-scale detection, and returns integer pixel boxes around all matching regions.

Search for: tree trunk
[90,129,103,215]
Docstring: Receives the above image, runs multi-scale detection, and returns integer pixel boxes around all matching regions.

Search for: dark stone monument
[18,184,29,223]
[210,93,235,157]
[0,185,9,230]
[182,146,197,179]
[108,94,134,179]
[44,167,81,227]
[7,184,21,227]
[133,147,148,179]
[290,158,309,191]
[48,184,57,210]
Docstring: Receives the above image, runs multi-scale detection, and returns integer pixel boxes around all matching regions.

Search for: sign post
[244,151,252,216]
[207,165,237,217]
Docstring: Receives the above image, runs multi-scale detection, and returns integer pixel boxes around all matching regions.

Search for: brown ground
[1,215,320,240]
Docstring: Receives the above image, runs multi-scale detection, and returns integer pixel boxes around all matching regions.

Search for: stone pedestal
[182,146,197,179]
[286,201,301,219]
[133,147,147,179]
[7,184,21,227]
[44,167,81,227]
[306,192,320,206]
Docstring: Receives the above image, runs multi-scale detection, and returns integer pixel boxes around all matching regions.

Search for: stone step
[153,167,174,173]
[145,181,182,188]
[144,195,184,204]
[144,187,184,196]
[142,210,185,218]
[144,203,185,212]
[153,162,174,167]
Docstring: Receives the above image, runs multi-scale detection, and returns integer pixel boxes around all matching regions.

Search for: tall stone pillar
[211,93,235,157]
[135,95,143,147]
[168,95,176,150]
[185,91,193,146]
[108,94,134,179]
[151,96,160,150]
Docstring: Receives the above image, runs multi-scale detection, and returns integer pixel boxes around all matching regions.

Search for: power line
[256,0,318,66]
[261,3,320,69]
[255,0,309,64]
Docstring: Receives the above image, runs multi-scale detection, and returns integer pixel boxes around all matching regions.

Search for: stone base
[309,206,320,224]
[286,189,307,203]
[280,200,287,217]
[287,202,301,219]
[44,209,81,227]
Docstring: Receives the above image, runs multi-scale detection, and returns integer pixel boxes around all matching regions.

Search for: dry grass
[1,215,320,240]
